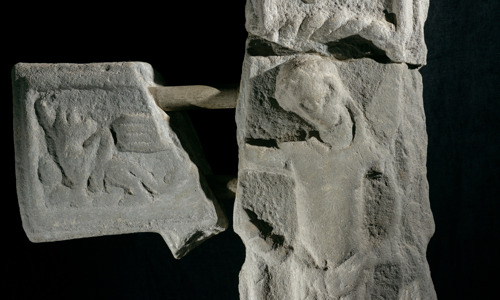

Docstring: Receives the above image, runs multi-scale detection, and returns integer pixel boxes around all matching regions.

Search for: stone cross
[234,0,436,299]
[12,0,437,298]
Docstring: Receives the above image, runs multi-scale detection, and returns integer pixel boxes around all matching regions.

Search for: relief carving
[235,53,436,299]
[13,62,227,259]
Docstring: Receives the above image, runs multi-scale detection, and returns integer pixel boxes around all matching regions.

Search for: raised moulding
[245,0,429,66]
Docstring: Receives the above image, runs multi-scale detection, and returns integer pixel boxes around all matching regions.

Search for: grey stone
[12,62,227,259]
[234,54,436,298]
[245,0,429,66]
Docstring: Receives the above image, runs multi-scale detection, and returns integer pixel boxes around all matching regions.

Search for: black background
[3,1,499,299]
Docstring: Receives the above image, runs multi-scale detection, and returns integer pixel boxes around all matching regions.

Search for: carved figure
[235,53,436,299]
[35,97,101,207]
[275,55,354,149]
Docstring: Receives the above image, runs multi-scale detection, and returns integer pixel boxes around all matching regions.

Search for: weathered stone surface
[234,54,436,298]
[245,0,429,66]
[12,62,227,259]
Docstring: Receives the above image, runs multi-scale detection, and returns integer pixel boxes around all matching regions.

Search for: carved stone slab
[12,62,227,259]
[234,54,436,299]
[246,0,429,66]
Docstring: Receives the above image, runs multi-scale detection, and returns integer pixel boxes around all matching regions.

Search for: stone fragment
[234,53,436,299]
[12,62,227,259]
[150,85,238,111]
[245,0,429,66]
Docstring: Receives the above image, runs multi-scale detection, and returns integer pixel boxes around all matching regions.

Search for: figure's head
[275,55,354,148]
